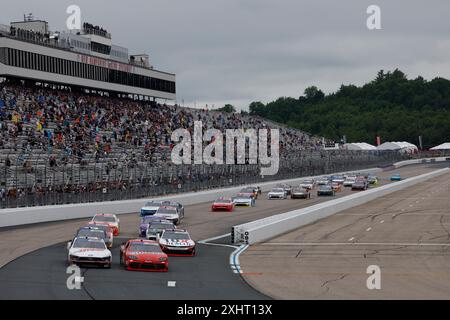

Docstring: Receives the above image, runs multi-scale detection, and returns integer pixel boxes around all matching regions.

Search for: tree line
[220,69,450,149]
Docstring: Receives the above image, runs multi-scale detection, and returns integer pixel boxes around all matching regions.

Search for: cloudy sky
[1,1,450,110]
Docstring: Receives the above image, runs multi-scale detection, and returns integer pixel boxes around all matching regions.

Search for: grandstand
[0,17,409,208]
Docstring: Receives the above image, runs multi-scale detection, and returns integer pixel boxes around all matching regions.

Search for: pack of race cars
[67,200,195,272]
[266,172,381,199]
[66,172,392,272]
[211,186,261,212]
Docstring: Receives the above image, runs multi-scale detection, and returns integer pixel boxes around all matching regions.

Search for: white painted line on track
[167,281,176,287]
[366,227,372,232]
[380,220,385,224]
[198,233,231,244]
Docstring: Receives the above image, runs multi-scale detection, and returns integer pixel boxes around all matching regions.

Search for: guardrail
[231,167,450,245]
[0,157,447,228]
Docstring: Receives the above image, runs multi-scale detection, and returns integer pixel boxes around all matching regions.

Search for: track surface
[240,165,450,299]
[0,163,446,299]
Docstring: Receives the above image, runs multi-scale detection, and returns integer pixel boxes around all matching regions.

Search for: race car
[154,205,182,225]
[75,226,111,248]
[390,174,402,181]
[161,201,185,218]
[316,176,331,185]
[290,187,311,199]
[146,220,176,240]
[331,175,345,184]
[139,216,168,237]
[158,229,196,256]
[67,237,112,268]
[140,200,164,217]
[211,197,235,212]
[267,188,287,199]
[367,175,379,185]
[352,180,369,191]
[299,179,315,190]
[317,184,335,196]
[86,223,114,248]
[232,193,256,207]
[89,213,120,236]
[120,239,168,272]
[239,187,259,199]
[331,182,342,192]
[343,176,357,187]
[275,183,292,195]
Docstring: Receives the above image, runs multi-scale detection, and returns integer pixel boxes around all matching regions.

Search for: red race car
[120,239,169,272]
[211,197,235,212]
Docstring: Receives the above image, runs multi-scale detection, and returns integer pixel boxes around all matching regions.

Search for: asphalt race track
[0,241,268,300]
[240,164,450,299]
[0,162,448,299]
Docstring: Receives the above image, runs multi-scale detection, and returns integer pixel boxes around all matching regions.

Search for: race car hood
[126,251,166,260]
[69,248,111,258]
[159,238,195,247]
[90,221,118,228]
[268,191,284,196]
[154,213,179,220]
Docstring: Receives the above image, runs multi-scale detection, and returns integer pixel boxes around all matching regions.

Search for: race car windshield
[236,194,252,199]
[128,243,162,252]
[320,185,332,190]
[93,216,115,223]
[73,238,106,249]
[77,230,105,238]
[149,222,174,229]
[157,208,177,214]
[90,225,110,232]
[162,232,190,240]
[302,180,313,184]
[272,188,284,192]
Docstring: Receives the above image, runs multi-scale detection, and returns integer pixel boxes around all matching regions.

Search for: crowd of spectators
[1,81,381,208]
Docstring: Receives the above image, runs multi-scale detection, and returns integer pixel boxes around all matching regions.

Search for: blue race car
[390,174,402,181]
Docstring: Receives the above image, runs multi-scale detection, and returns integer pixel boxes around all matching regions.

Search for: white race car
[267,188,287,199]
[232,194,256,207]
[300,179,315,190]
[67,237,112,268]
[343,177,357,187]
[154,205,182,225]
[158,229,196,256]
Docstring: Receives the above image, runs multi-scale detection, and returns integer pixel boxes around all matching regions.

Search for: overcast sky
[1,1,450,110]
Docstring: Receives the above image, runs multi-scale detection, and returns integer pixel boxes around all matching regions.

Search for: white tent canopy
[344,142,377,151]
[377,141,418,153]
[430,143,450,150]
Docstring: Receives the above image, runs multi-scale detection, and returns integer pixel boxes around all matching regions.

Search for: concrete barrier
[0,156,447,228]
[0,167,380,228]
[232,167,450,245]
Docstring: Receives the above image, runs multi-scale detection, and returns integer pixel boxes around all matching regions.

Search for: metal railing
[0,150,408,209]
